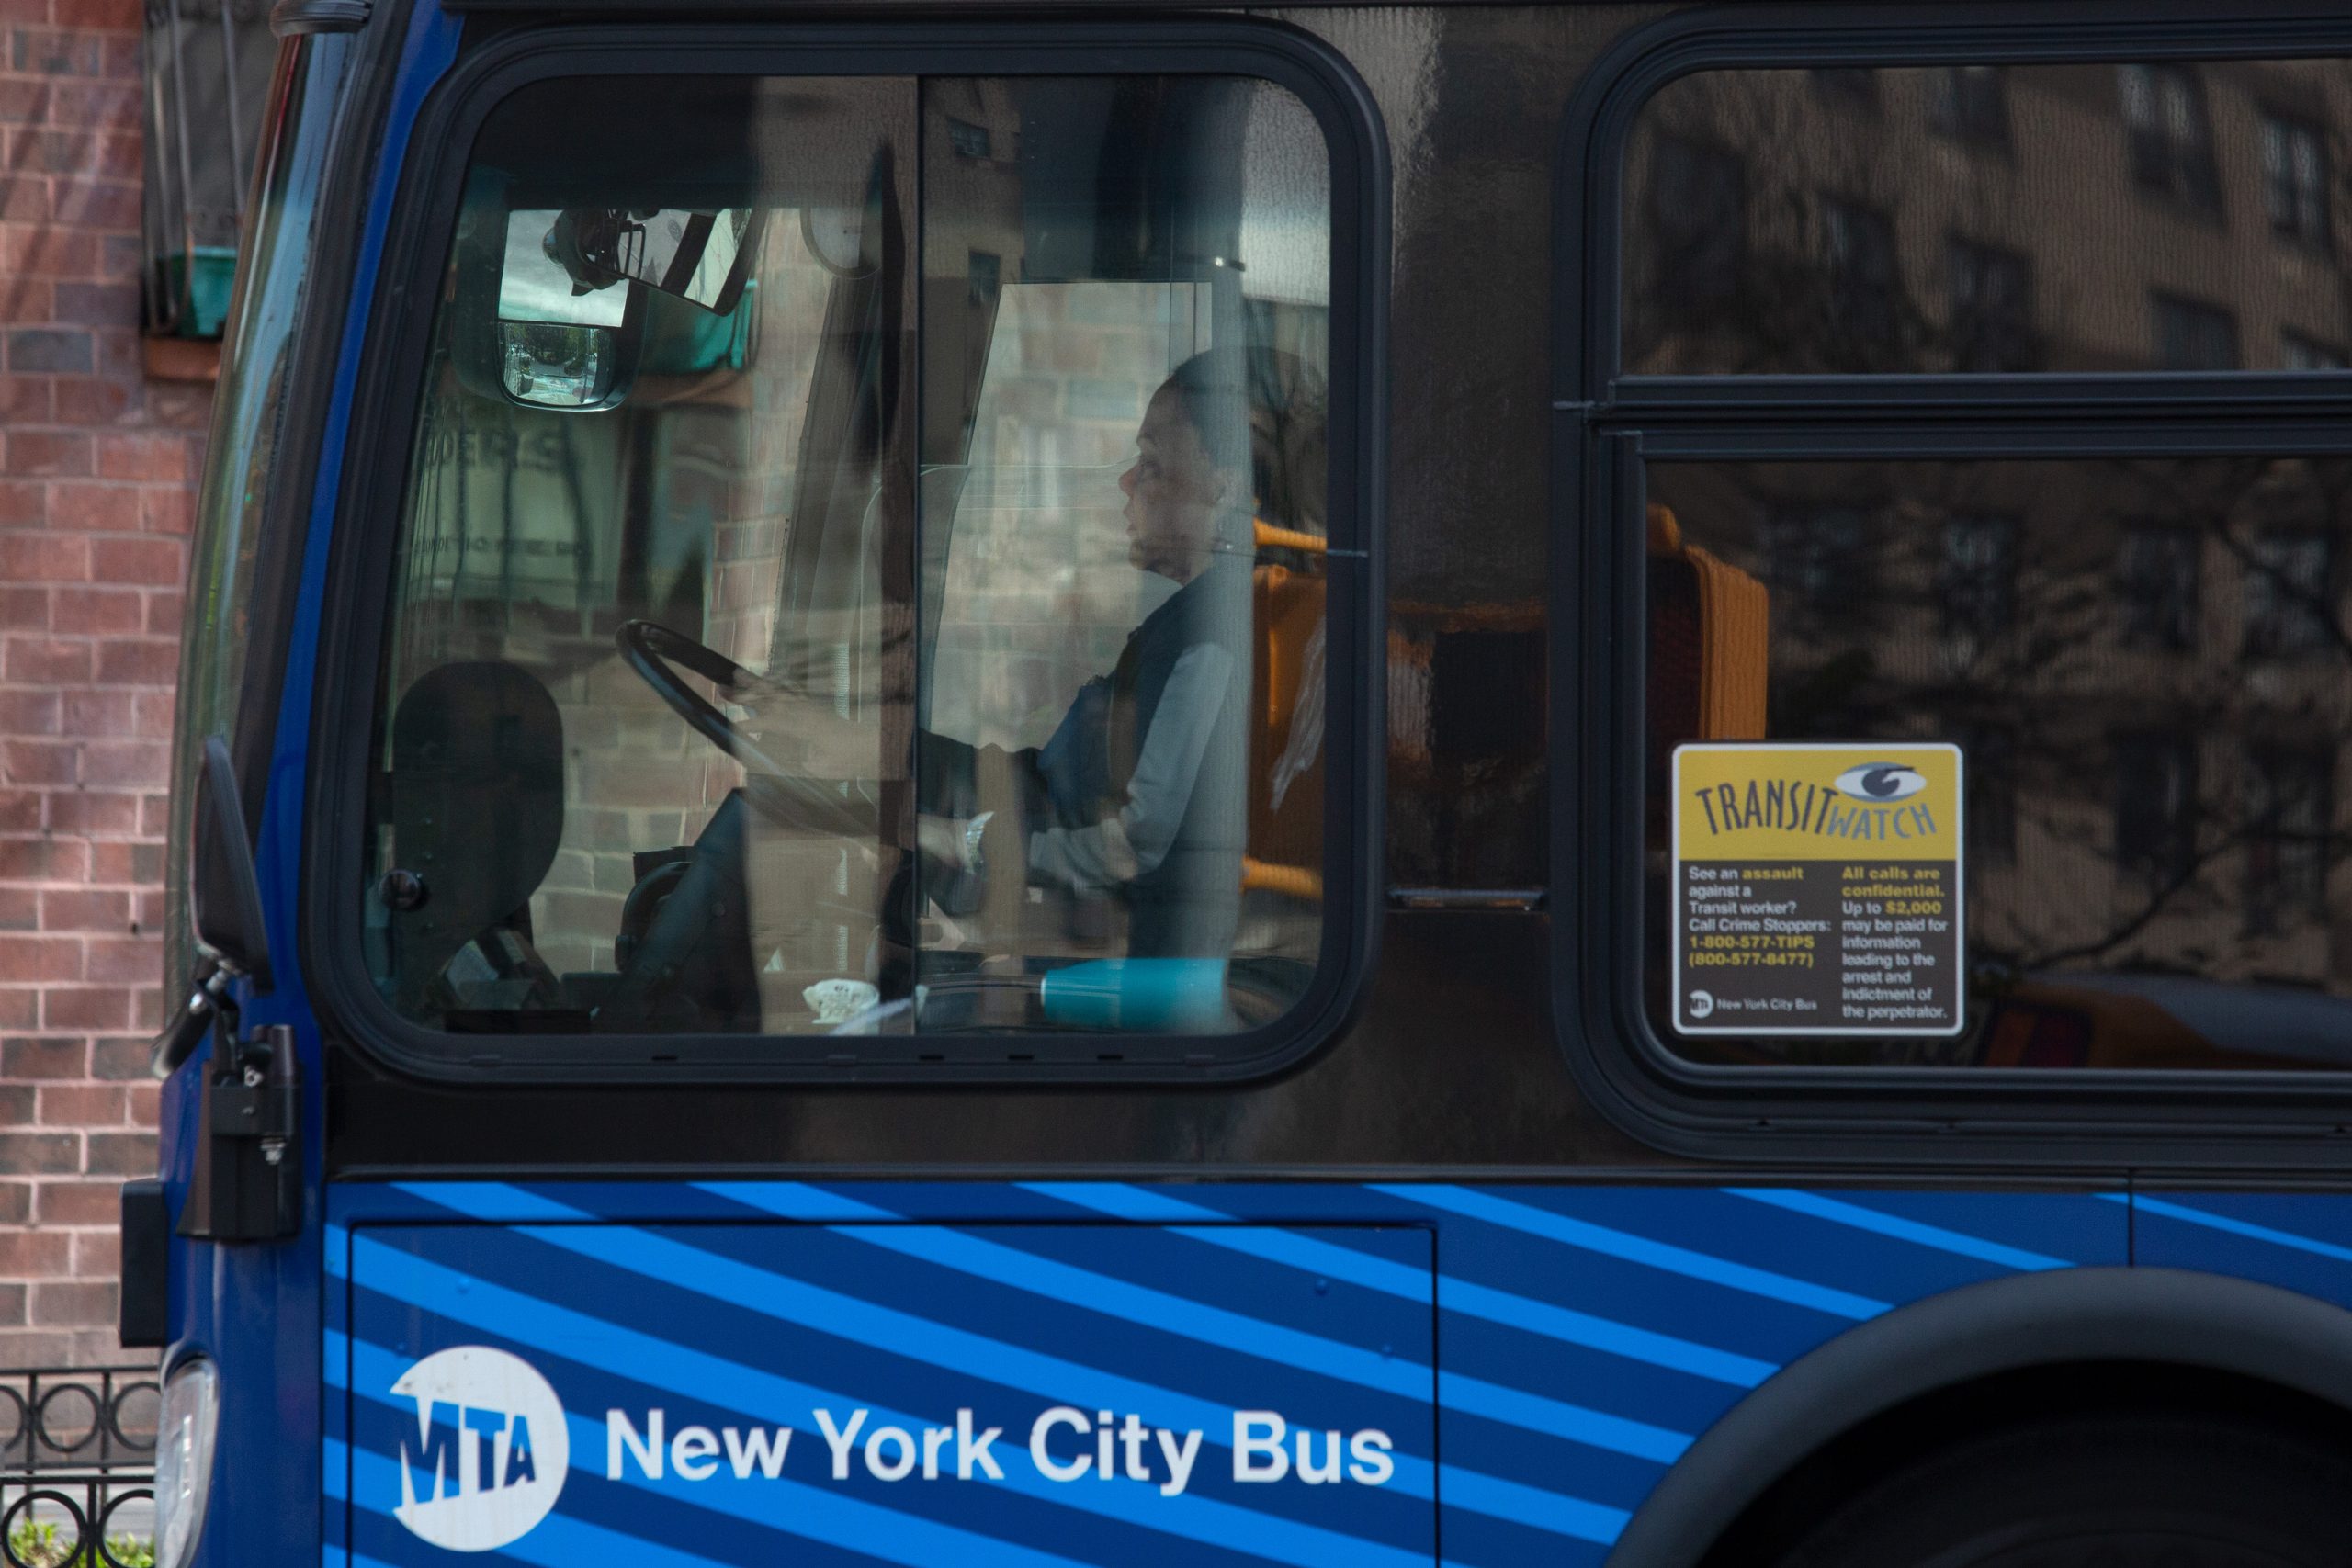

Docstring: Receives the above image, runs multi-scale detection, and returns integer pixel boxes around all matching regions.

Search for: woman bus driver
[911,350,1324,966]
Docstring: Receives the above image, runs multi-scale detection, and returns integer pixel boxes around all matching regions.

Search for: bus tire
[1769,1413,2352,1568]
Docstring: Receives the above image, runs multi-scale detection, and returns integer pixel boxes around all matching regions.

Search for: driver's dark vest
[1035,559,1250,957]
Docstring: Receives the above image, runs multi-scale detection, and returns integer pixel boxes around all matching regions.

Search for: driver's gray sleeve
[1025,644,1235,894]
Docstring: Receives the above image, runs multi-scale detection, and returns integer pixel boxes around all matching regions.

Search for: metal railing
[0,1370,157,1568]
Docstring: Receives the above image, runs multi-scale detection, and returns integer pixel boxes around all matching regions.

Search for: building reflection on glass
[1628,57,2352,1071]
[1629,60,2352,377]
[1648,453,2352,1071]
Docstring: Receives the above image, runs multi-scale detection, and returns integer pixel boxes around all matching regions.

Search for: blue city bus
[124,0,2352,1563]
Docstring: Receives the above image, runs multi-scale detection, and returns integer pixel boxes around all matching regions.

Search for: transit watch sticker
[1672,742,1963,1037]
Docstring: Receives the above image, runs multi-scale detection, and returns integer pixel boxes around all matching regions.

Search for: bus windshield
[359,73,1335,1041]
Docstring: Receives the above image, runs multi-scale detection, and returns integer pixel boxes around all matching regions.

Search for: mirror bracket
[178,1024,300,1244]
[147,960,237,1078]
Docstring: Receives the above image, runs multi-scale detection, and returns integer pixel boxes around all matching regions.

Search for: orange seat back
[1647,503,1769,836]
[1246,522,1328,898]
[1647,502,1769,749]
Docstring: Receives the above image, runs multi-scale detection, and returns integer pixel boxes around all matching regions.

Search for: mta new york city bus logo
[390,1347,570,1551]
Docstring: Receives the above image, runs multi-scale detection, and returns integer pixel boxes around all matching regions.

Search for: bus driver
[910,349,1326,966]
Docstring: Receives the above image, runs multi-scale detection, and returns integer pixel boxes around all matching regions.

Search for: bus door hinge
[180,1024,300,1243]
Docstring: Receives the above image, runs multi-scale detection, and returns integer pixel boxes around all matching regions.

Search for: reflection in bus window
[1626,57,2352,376]
[1649,457,2352,1070]
[362,73,1335,1041]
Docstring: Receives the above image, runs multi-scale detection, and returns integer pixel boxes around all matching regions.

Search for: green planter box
[162,246,239,339]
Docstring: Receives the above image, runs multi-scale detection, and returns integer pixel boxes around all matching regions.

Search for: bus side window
[1601,54,2352,1079]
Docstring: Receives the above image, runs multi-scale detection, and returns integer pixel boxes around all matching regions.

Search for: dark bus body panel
[143,4,2352,1568]
[328,910,1673,1171]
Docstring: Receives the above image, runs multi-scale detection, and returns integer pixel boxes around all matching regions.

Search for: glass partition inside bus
[358,73,1337,1043]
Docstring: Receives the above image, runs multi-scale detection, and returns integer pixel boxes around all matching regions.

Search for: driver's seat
[384,660,567,1019]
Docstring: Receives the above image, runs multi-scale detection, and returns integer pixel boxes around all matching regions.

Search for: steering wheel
[616,619,877,839]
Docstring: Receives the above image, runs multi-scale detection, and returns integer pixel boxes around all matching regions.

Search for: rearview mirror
[492,209,642,411]
[544,206,765,314]
[191,734,272,988]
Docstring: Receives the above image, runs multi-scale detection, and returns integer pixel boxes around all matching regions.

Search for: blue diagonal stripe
[373,1188,1634,1545]
[391,1182,581,1223]
[1366,1185,1890,1319]
[345,1422,1104,1568]
[1016,1185,1237,1224]
[399,1185,1472,1445]
[417,1182,1687,1462]
[1724,1190,2069,1272]
[346,1234,1453,1564]
[561,1224,1449,1436]
[399,1196,1413,1435]
[1013,1183,1773,1388]
[2127,1193,2352,1265]
[697,1180,898,1222]
[337,1422,1510,1568]
[681,1184,1694,1453]
[329,1438,737,1568]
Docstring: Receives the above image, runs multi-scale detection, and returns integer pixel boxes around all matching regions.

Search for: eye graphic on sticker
[1831,761,1928,803]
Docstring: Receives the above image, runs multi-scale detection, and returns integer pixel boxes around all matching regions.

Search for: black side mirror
[151,737,273,1077]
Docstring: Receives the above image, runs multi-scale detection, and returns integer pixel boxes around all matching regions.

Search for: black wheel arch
[1606,1267,2352,1568]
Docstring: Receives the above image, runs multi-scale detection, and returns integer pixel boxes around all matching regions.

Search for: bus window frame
[171,21,413,965]
[300,19,1389,1085]
[1553,2,2352,1167]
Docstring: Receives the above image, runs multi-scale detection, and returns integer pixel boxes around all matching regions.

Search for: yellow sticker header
[1673,742,1962,862]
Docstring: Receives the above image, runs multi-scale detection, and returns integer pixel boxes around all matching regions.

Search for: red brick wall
[0,0,209,1368]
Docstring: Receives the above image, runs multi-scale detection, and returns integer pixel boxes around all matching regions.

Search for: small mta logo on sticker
[1830,761,1928,804]
[391,1346,570,1552]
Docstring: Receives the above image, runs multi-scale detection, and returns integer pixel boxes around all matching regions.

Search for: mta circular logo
[1688,989,1715,1019]
[390,1346,569,1551]
[1830,761,1928,803]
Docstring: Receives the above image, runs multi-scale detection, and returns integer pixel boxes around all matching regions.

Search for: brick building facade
[0,0,209,1367]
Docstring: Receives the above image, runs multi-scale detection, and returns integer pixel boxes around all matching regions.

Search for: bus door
[291,31,1399,1568]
